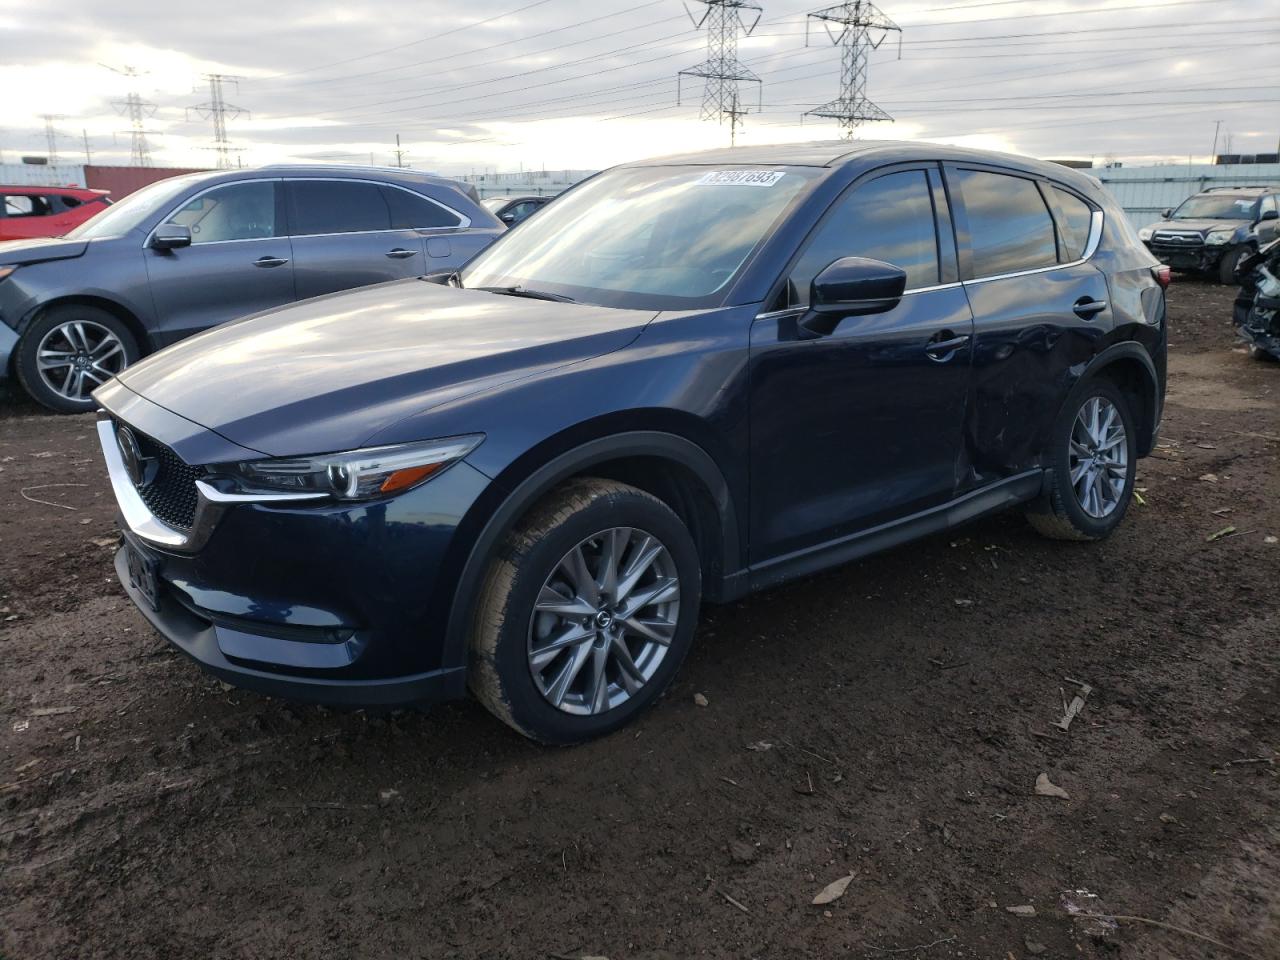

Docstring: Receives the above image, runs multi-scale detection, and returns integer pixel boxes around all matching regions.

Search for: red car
[0,185,112,241]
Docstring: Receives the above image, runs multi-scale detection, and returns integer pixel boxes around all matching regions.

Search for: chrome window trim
[753,281,963,319]
[963,208,1104,286]
[142,175,469,250]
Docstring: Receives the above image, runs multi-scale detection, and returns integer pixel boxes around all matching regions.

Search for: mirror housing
[798,257,907,339]
[1259,209,1279,222]
[499,212,517,224]
[1161,208,1173,219]
[150,223,192,250]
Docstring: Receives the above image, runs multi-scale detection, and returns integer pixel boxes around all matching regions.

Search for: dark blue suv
[93,141,1167,743]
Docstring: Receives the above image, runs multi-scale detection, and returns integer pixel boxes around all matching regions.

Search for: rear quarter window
[953,169,1058,277]
[1050,186,1094,261]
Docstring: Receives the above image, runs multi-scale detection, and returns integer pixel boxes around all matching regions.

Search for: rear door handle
[1073,297,1108,319]
[386,248,418,259]
[254,256,289,268]
[925,332,970,361]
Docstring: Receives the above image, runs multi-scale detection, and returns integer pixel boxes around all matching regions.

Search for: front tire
[15,305,138,413]
[468,478,702,744]
[1027,379,1138,542]
[1219,246,1249,285]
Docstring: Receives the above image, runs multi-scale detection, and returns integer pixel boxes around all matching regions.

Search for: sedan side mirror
[798,257,907,339]
[1259,209,1279,222]
[150,223,192,250]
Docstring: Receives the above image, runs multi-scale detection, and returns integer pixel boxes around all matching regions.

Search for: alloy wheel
[527,527,680,716]
[35,320,127,402]
[1069,396,1129,519]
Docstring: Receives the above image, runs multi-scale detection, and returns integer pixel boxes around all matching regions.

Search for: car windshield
[1171,195,1259,221]
[65,175,205,240]
[480,197,507,212]
[460,165,820,309]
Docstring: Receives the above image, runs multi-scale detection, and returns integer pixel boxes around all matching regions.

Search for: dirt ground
[1,279,1277,960]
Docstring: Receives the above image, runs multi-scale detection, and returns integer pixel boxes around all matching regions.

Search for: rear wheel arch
[439,424,742,674]
[1071,343,1161,457]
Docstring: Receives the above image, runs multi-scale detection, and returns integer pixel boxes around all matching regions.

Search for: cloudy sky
[0,0,1275,175]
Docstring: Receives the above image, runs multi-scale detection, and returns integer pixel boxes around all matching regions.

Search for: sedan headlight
[1204,229,1234,245]
[229,435,483,500]
[1138,227,1154,242]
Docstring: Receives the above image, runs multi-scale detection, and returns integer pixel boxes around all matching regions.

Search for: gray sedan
[0,165,503,412]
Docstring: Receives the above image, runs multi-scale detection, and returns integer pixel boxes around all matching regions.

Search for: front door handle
[254,256,289,268]
[385,248,418,259]
[925,331,970,361]
[1073,296,1108,319]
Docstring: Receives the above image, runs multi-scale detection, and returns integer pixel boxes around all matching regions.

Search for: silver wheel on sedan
[527,527,680,716]
[1069,396,1129,518]
[36,320,128,402]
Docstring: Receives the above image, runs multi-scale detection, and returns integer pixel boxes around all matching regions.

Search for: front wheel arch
[441,431,740,676]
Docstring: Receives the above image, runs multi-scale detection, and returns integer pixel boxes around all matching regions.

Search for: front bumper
[1146,241,1226,271]
[0,321,17,380]
[96,388,495,708]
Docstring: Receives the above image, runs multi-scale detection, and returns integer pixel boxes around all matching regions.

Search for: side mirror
[150,223,192,250]
[1259,209,1278,222]
[499,212,517,224]
[1161,208,1173,219]
[798,257,907,339]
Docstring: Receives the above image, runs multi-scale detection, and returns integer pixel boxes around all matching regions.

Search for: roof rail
[1203,184,1280,192]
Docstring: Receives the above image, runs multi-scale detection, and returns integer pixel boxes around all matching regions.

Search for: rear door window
[1049,186,1095,261]
[953,169,1058,277]
[786,169,940,306]
[290,180,391,235]
[380,186,460,229]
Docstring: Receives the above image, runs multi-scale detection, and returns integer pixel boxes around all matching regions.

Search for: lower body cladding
[108,445,493,708]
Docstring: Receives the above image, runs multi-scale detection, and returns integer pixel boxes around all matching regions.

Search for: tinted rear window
[380,186,460,228]
[290,180,390,235]
[954,169,1057,277]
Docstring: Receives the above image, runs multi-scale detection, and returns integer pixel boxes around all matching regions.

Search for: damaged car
[1138,185,1280,284]
[92,141,1168,743]
[1234,236,1280,360]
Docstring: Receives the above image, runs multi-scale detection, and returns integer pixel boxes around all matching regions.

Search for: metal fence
[1095,163,1280,228]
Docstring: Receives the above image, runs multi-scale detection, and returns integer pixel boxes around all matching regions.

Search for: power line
[104,64,159,167]
[803,1,902,137]
[188,74,249,169]
[678,0,764,129]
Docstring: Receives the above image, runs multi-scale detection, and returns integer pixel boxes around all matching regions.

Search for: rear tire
[1246,343,1276,362]
[468,478,702,744]
[1027,378,1138,542]
[15,305,138,414]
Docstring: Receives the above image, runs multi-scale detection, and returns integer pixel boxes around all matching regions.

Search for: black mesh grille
[132,431,204,530]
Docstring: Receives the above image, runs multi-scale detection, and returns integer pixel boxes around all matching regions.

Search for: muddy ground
[1,279,1277,960]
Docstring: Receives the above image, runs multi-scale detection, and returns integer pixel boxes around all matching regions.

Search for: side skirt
[729,469,1048,599]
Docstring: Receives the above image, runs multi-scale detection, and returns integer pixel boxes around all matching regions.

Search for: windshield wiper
[474,285,576,303]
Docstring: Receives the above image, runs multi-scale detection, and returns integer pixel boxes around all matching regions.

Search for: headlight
[1138,227,1153,242]
[0,264,17,282]
[228,435,483,500]
[1205,230,1234,245]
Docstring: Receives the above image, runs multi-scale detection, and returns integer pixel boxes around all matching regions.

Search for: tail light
[1151,264,1172,289]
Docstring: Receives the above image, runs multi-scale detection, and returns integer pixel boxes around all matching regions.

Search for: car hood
[0,236,89,265]
[111,279,656,457]
[1152,219,1246,234]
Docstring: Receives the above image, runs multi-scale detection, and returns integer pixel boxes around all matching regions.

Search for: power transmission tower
[393,134,407,168]
[104,65,159,166]
[82,129,93,164]
[188,74,248,169]
[677,0,763,134]
[803,0,901,139]
[726,90,748,147]
[40,115,65,164]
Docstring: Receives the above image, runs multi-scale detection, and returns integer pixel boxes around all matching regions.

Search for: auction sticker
[695,170,785,187]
